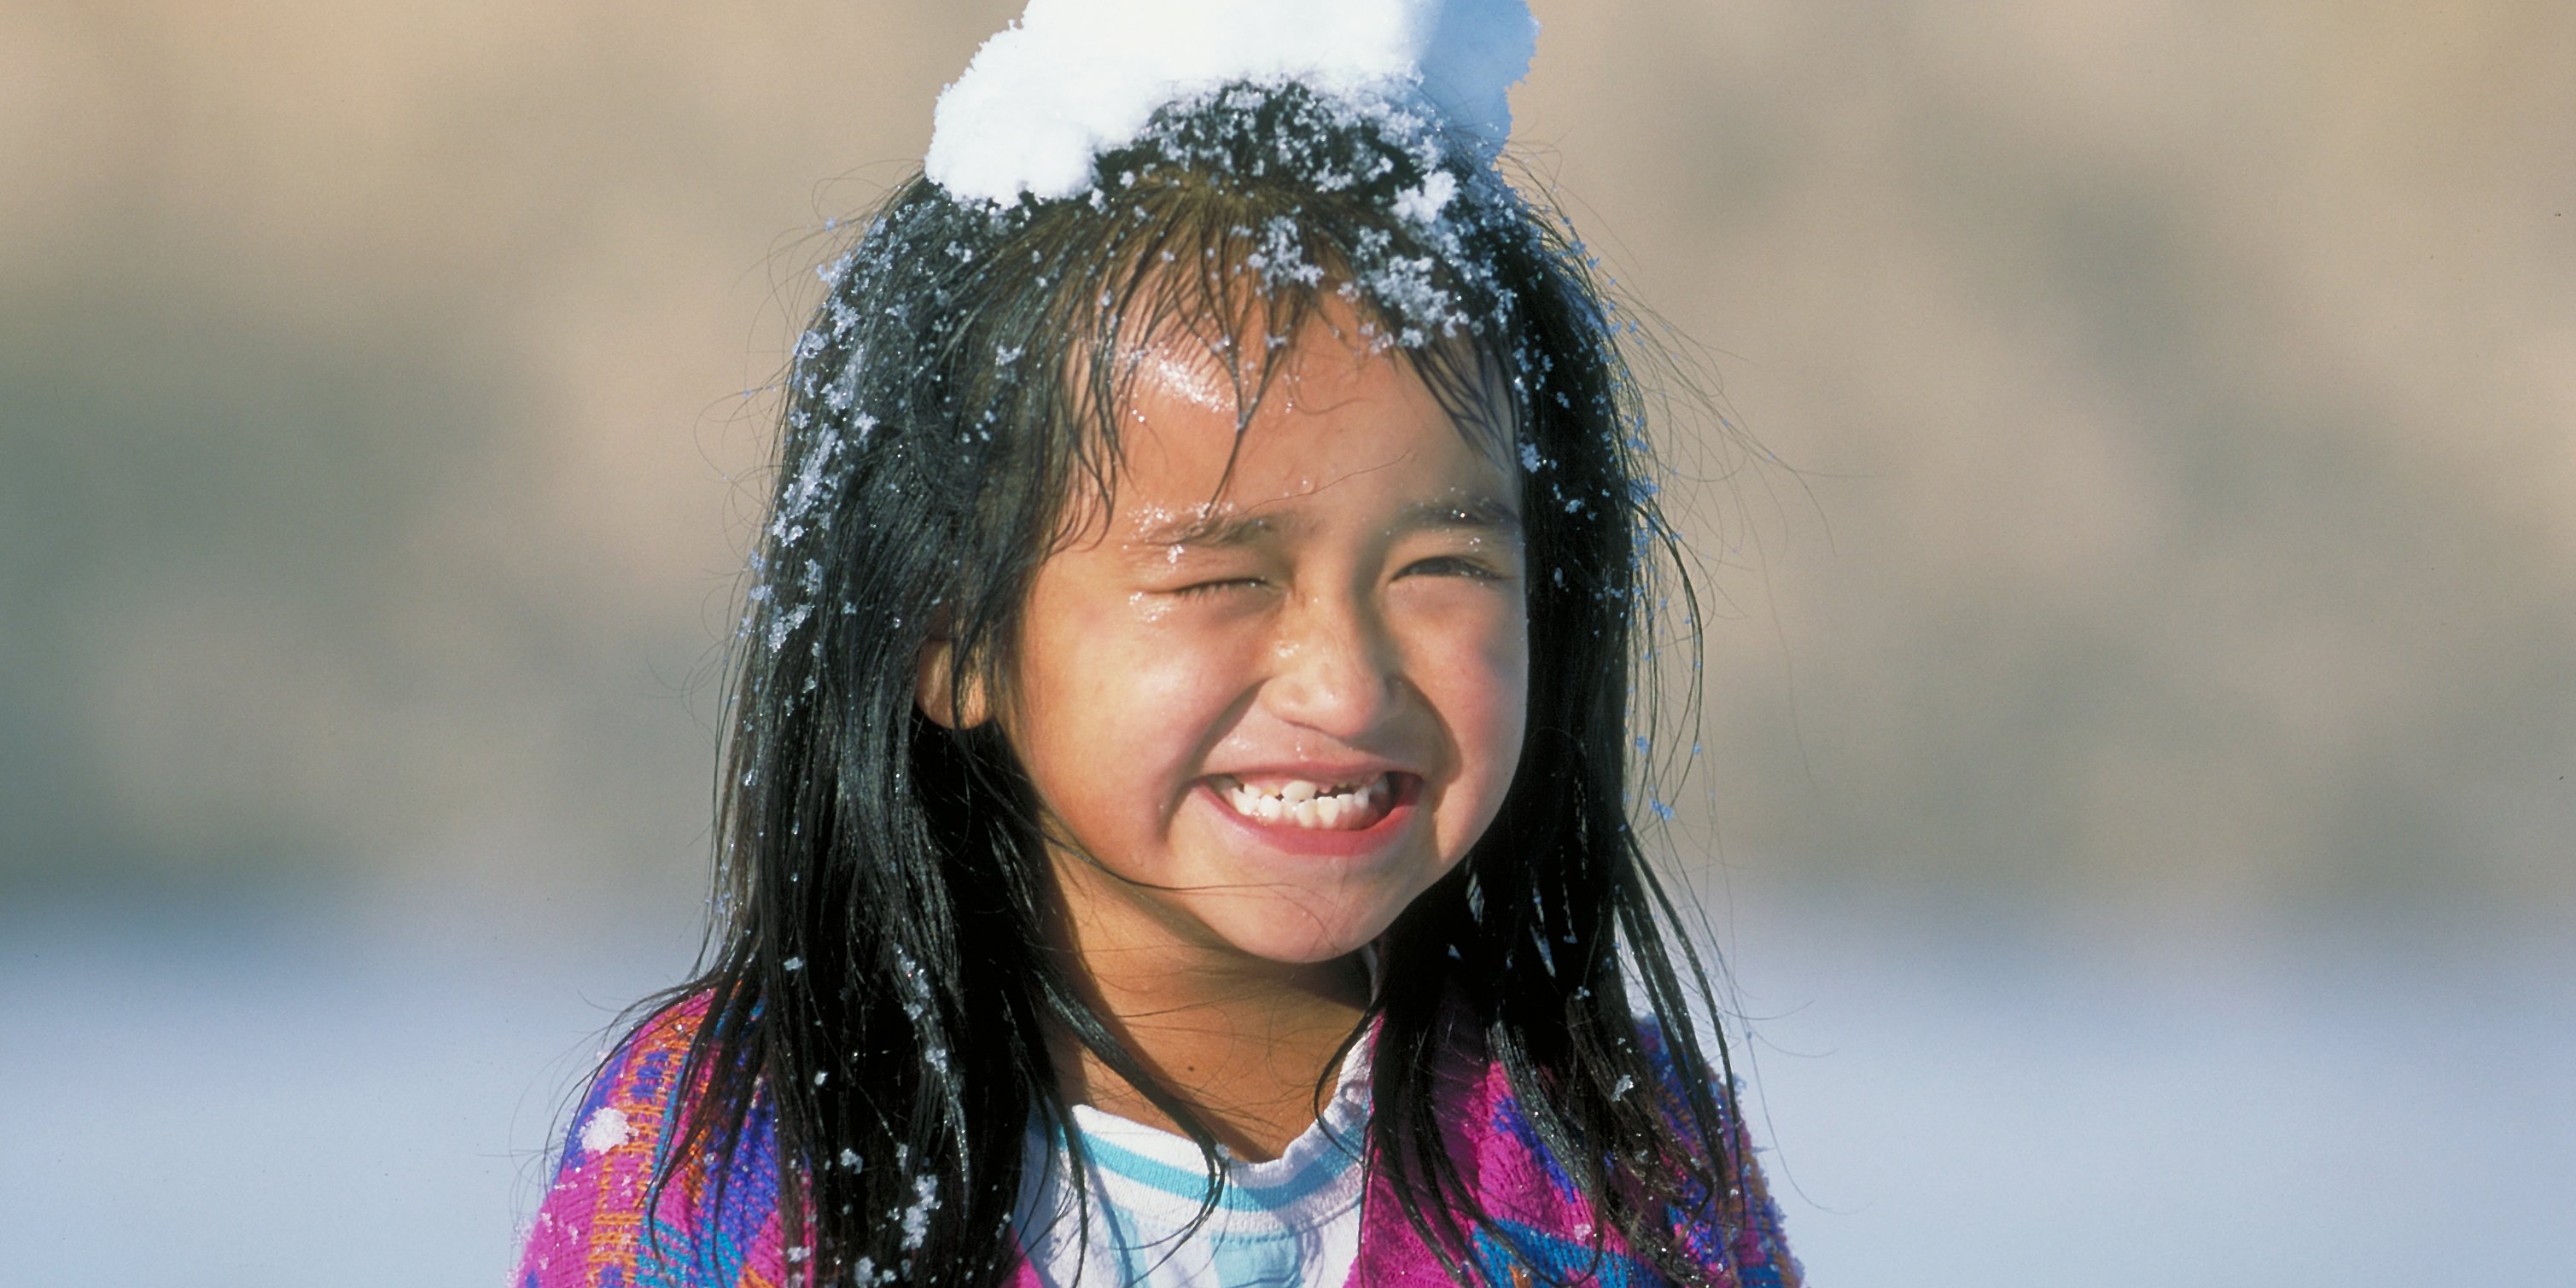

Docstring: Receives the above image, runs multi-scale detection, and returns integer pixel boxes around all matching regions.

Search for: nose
[1262,585,1402,741]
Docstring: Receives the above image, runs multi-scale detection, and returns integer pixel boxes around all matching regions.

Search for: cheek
[1471,611,1532,781]
[1012,590,1257,819]
[1418,597,1530,819]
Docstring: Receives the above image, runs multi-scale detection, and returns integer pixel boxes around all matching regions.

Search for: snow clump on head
[925,0,1540,205]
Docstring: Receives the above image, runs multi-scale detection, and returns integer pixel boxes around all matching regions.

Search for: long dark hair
[639,84,1748,1285]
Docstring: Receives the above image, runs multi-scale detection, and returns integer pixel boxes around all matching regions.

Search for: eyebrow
[1127,494,1522,551]
[1394,495,1524,537]
[1129,509,1299,550]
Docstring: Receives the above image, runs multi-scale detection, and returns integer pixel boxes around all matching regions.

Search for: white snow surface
[925,0,1539,204]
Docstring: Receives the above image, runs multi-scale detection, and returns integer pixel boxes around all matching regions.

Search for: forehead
[1091,315,1518,541]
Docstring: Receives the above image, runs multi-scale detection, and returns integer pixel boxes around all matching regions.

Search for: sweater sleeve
[514,997,796,1288]
[1635,1021,1803,1288]
[1724,1134,1803,1288]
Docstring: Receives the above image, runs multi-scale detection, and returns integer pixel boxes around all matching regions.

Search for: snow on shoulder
[924,0,1540,205]
[578,1105,632,1156]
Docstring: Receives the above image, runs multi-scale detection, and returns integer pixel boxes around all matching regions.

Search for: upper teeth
[1222,776,1388,829]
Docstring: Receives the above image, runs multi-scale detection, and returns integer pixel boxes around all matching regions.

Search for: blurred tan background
[3,2,2570,1283]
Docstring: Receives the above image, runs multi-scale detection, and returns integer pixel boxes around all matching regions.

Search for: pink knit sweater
[516,998,1798,1286]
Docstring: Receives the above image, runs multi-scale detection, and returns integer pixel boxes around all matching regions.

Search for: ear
[914,636,991,729]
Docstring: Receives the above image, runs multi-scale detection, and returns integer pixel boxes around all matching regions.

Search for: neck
[1046,919,1371,1163]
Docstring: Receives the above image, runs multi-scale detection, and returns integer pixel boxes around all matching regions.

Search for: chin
[1213,900,1396,965]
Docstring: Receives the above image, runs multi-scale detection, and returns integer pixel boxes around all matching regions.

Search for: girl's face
[1000,313,1528,970]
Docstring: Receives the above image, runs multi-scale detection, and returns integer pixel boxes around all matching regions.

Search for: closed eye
[1400,556,1509,581]
[1174,576,1270,598]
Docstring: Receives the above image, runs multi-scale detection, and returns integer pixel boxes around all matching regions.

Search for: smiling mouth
[1213,773,1397,830]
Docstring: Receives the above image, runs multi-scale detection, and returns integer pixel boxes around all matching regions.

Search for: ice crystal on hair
[891,943,932,1023]
[1390,170,1458,224]
[824,358,861,413]
[1245,214,1325,290]
[926,0,1537,205]
[899,1174,941,1250]
[774,428,842,539]
[1368,251,1453,333]
[766,603,811,652]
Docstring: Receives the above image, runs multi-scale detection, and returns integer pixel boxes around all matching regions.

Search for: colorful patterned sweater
[517,997,1799,1287]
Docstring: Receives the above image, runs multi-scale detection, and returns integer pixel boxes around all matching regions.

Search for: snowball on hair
[924,0,1539,205]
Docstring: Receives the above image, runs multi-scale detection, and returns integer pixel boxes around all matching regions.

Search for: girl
[518,3,1798,1284]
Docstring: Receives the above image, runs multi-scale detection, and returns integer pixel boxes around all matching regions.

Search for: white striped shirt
[1015,1038,1373,1288]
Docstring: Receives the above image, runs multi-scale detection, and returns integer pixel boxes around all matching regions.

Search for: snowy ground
[1711,891,2576,1285]
[3,891,2567,1286]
